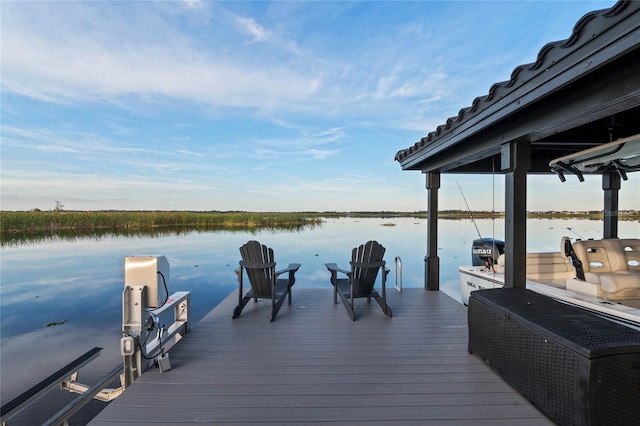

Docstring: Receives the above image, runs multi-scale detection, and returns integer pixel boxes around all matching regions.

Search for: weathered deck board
[90,288,551,425]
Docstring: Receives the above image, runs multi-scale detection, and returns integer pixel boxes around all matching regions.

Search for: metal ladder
[394,256,402,292]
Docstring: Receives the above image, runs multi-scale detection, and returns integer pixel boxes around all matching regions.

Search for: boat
[460,134,640,329]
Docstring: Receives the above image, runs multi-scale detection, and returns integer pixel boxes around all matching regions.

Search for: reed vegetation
[2,209,636,236]
[1,210,323,234]
[0,223,318,248]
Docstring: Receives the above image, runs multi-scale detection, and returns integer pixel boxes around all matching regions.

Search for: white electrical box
[120,336,135,356]
[124,255,169,308]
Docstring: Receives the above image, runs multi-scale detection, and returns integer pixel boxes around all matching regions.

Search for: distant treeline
[529,210,640,220]
[1,209,638,234]
[317,210,639,220]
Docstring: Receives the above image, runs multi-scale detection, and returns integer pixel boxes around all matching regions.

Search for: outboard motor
[471,238,505,267]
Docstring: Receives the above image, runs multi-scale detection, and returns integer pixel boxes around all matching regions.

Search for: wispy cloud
[1,2,320,110]
[234,15,269,43]
[246,127,345,160]
[2,1,629,212]
[0,1,461,130]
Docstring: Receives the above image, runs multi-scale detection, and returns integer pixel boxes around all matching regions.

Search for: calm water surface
[1,217,637,424]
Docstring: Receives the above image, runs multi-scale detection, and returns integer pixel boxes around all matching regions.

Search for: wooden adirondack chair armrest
[325,263,351,276]
[382,267,390,288]
[276,263,301,275]
[276,263,301,286]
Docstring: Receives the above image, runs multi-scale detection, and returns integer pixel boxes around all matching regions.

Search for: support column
[501,141,529,289]
[425,172,440,290]
[603,172,620,239]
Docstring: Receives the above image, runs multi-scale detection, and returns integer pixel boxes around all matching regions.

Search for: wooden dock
[89,288,551,425]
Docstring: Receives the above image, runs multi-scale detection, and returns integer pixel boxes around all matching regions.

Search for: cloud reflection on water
[1,217,636,423]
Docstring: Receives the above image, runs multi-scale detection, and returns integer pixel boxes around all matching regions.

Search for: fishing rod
[566,227,584,239]
[455,179,483,241]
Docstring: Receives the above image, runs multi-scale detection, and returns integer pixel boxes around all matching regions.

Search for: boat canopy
[550,133,640,182]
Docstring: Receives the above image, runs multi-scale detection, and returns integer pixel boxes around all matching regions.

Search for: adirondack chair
[233,240,301,322]
[325,240,392,321]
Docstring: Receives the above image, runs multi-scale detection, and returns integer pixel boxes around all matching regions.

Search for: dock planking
[89,288,551,425]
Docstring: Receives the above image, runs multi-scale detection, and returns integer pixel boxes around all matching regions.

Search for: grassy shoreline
[0,211,322,233]
[1,209,638,234]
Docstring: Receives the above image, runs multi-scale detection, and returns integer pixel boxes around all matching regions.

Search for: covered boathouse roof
[395,0,640,175]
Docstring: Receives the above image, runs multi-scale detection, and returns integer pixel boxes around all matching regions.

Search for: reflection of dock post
[426,172,440,290]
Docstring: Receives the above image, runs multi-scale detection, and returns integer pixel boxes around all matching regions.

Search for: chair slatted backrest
[240,240,276,298]
[350,240,385,297]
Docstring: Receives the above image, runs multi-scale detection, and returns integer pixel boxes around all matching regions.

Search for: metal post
[502,141,529,289]
[426,171,440,290]
[603,172,620,239]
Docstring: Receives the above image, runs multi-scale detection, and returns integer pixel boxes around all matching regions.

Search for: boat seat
[494,254,506,274]
[572,239,615,282]
[525,252,574,278]
[617,239,640,272]
[569,239,640,300]
[493,251,575,287]
[600,272,640,294]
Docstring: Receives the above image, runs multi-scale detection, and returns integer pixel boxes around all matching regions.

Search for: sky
[1,0,637,212]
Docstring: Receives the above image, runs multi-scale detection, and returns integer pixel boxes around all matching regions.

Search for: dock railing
[394,256,403,292]
[1,287,190,425]
[1,347,102,425]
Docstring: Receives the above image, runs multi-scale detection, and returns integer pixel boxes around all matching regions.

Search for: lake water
[1,217,637,424]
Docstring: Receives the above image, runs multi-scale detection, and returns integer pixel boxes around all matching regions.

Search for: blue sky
[2,0,637,212]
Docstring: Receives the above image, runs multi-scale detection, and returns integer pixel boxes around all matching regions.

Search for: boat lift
[1,255,190,425]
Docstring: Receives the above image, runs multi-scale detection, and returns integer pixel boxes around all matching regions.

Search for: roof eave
[396,0,640,172]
